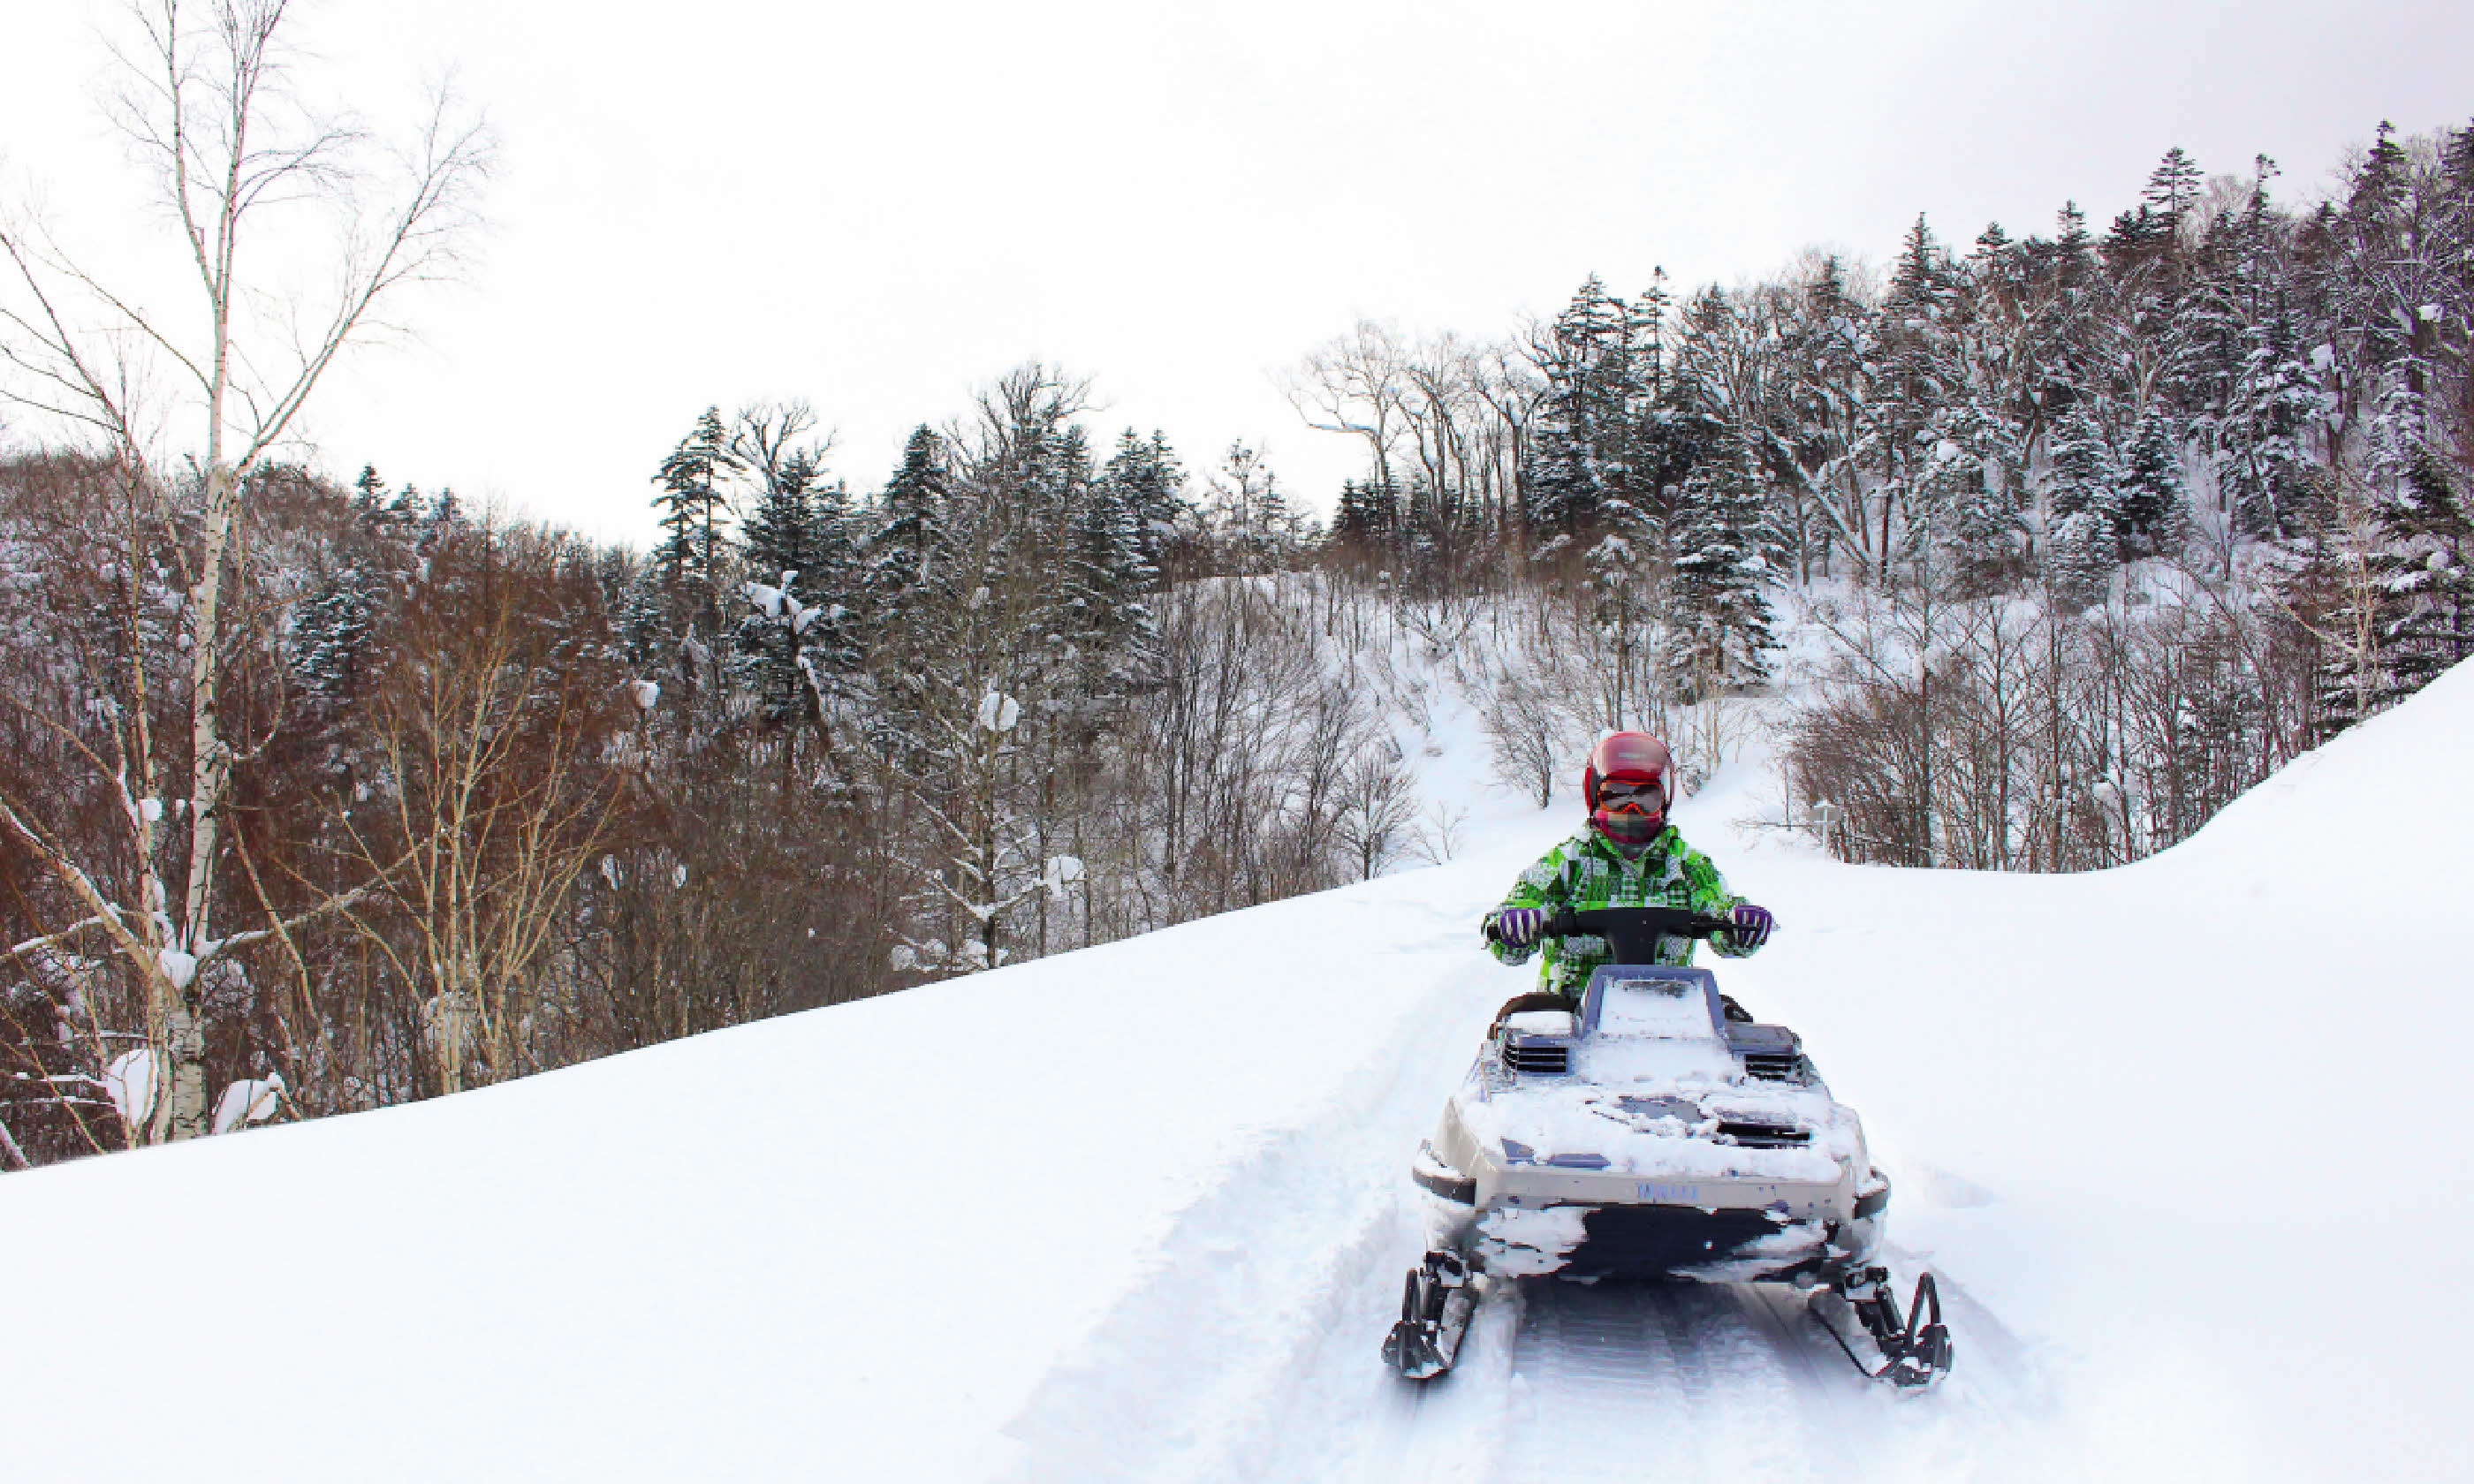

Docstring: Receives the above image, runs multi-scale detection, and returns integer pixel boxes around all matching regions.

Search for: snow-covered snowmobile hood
[1446,965,1867,1189]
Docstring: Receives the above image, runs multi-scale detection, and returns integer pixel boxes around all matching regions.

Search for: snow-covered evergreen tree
[287,566,377,718]
[1079,430,1186,666]
[735,446,861,724]
[2372,450,2474,702]
[1097,428,1188,588]
[1665,450,1780,699]
[1332,476,1399,556]
[1868,216,1968,563]
[2173,161,2326,537]
[1919,398,2025,587]
[868,425,947,611]
[2044,402,2123,601]
[2114,405,2185,552]
[1528,275,1648,537]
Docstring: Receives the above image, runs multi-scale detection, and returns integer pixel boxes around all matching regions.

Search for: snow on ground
[5,646,2471,1482]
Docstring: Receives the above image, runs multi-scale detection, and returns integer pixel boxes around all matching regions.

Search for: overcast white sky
[4,0,2470,544]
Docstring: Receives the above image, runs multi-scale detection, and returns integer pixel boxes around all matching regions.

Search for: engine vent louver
[1502,1041,1570,1075]
[1713,1120,1810,1148]
[1741,1052,1805,1081]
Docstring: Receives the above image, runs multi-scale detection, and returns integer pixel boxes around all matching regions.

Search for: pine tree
[739,452,827,587]
[424,485,463,534]
[1527,274,1646,537]
[2173,158,2325,538]
[2101,205,2174,272]
[2051,201,2097,291]
[884,363,1109,973]
[2442,117,2474,255]
[1919,395,2025,587]
[1666,450,1780,699]
[1633,273,1736,542]
[1073,437,1161,676]
[652,406,739,594]
[1097,428,1188,588]
[1332,477,1398,555]
[2345,122,2411,238]
[2026,203,2105,432]
[2229,294,2323,536]
[2376,450,2474,698]
[2045,401,2123,599]
[1782,254,1882,577]
[287,566,376,719]
[2143,147,2204,230]
[613,563,672,673]
[869,424,947,610]
[2047,401,2121,525]
[1871,215,1966,562]
[2114,405,2185,552]
[735,447,861,723]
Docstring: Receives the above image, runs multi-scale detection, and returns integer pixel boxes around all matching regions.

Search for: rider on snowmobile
[1481,731,1774,1002]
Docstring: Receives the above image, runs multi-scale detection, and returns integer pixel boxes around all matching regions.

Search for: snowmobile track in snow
[1495,1281,1829,1483]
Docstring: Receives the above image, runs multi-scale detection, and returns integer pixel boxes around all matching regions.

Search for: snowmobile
[1383,905,1953,1388]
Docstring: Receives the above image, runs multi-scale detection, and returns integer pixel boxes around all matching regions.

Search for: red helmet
[1583,731,1672,848]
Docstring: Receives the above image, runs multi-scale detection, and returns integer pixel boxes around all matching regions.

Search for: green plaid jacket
[1482,826,1754,995]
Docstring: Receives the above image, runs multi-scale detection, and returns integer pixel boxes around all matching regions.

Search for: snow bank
[1705,658,2474,1481]
[0,822,1557,1482]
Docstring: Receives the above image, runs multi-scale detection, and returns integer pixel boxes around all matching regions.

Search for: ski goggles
[1597,777,1665,812]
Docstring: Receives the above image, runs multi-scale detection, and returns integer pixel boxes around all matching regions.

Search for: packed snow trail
[4,663,2472,1480]
[1496,1282,1822,1484]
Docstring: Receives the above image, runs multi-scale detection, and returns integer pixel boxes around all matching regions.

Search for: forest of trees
[4,7,2468,1172]
[0,390,1450,1165]
[1300,129,2474,871]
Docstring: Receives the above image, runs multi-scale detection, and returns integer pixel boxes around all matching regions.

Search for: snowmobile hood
[1449,964,1865,1188]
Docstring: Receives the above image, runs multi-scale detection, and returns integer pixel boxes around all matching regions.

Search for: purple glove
[1727,903,1774,950]
[1490,907,1548,947]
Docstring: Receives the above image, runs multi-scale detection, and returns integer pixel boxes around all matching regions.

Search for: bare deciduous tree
[0,0,489,1140]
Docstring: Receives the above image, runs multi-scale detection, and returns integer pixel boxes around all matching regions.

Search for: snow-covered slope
[6,664,2470,1482]
[1703,658,2474,1483]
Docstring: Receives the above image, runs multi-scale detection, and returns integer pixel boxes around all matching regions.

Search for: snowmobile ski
[1382,1250,1476,1380]
[1811,1266,1954,1388]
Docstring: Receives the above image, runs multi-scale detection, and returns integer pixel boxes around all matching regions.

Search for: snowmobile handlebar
[1542,905,1742,965]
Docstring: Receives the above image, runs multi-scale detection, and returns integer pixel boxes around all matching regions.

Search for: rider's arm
[1673,840,1758,958]
[1482,844,1571,965]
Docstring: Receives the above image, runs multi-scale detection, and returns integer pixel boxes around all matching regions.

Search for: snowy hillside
[7,662,2471,1482]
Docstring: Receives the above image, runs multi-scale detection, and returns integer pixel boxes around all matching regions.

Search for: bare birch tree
[0,0,489,1140]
